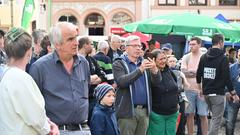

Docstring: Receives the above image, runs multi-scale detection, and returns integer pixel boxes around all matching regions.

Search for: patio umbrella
[121,32,160,48]
[230,22,240,30]
[122,32,150,45]
[124,13,240,42]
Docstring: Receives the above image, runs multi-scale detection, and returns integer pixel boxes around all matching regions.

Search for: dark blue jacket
[90,103,120,135]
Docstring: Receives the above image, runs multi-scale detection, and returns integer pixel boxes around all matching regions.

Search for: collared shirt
[124,55,147,105]
[0,67,50,135]
[29,51,90,125]
[0,49,7,64]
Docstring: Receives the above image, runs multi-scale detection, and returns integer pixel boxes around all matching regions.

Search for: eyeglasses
[6,27,25,44]
[127,44,142,49]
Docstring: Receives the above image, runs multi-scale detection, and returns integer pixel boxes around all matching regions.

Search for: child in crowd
[90,83,120,135]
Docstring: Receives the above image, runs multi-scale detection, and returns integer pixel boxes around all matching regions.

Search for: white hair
[49,22,76,46]
[111,34,120,43]
[125,35,140,46]
[97,40,109,51]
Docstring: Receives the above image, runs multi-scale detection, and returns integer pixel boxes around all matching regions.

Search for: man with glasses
[181,37,208,135]
[113,35,159,135]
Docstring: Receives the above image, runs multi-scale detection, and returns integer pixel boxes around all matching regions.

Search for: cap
[94,84,114,102]
[161,43,172,50]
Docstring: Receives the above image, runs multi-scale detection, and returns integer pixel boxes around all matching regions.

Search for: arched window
[84,13,105,26]
[58,15,78,25]
[111,12,133,25]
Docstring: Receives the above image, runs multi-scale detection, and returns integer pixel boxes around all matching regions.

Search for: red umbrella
[122,32,150,45]
[122,32,160,49]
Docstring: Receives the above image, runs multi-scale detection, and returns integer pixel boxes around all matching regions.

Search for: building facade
[48,0,240,35]
[49,0,146,36]
[0,0,239,35]
[150,0,240,21]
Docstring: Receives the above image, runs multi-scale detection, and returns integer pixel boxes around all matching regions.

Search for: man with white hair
[107,35,123,62]
[30,22,91,135]
[94,40,114,86]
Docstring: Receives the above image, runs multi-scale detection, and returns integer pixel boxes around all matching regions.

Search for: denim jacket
[230,62,240,96]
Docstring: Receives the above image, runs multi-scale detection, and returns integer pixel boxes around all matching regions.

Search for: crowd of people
[0,21,240,135]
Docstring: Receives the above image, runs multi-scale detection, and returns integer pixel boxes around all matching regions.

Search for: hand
[147,57,158,74]
[232,94,239,103]
[226,92,232,101]
[139,59,153,73]
[198,90,204,99]
[90,74,101,85]
[48,121,59,135]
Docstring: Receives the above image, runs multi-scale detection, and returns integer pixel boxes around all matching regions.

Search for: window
[158,0,176,5]
[58,15,78,25]
[189,0,207,5]
[219,0,237,5]
[111,12,133,25]
[85,13,105,35]
[85,13,104,26]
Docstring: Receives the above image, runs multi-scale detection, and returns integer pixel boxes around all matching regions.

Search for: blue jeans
[226,100,240,135]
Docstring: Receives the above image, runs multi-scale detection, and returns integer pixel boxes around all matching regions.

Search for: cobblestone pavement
[219,112,240,135]
[191,112,240,135]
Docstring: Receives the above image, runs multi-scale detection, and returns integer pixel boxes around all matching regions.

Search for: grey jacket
[112,56,160,118]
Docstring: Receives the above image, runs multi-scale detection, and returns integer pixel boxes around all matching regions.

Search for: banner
[21,0,35,29]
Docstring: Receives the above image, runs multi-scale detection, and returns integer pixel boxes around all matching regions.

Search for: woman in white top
[0,28,59,135]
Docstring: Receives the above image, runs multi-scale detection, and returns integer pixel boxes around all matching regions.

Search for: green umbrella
[124,13,240,42]
[230,22,240,30]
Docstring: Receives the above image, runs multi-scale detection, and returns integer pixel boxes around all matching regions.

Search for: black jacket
[151,67,178,115]
[196,48,234,95]
[112,55,161,118]
[86,55,106,98]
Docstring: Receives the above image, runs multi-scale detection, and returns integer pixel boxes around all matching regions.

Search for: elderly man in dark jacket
[113,35,159,135]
